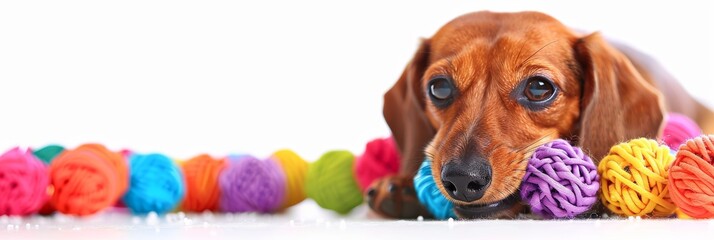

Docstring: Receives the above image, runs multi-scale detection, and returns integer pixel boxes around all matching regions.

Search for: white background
[0,1,712,161]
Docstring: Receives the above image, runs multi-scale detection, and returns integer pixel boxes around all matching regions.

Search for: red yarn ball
[355,137,400,191]
[0,147,50,216]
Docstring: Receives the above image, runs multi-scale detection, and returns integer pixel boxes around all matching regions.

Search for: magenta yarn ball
[0,147,50,216]
[219,156,286,213]
[661,113,702,150]
[520,139,599,219]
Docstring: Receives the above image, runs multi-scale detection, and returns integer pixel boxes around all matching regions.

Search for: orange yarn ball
[49,144,128,216]
[669,135,714,218]
[180,154,226,212]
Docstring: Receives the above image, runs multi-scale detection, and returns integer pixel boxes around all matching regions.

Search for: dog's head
[383,11,665,218]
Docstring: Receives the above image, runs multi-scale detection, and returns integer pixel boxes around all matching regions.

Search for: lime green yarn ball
[305,150,363,214]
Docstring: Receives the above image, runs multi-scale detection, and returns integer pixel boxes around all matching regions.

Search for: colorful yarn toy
[0,147,49,216]
[414,159,456,219]
[180,154,226,212]
[355,136,400,191]
[598,138,676,217]
[271,149,309,209]
[219,156,286,213]
[520,139,599,219]
[49,144,129,216]
[661,113,702,150]
[668,135,714,218]
[123,153,186,214]
[305,150,363,214]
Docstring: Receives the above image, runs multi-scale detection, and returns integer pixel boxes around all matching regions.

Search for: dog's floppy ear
[574,33,665,161]
[383,39,436,174]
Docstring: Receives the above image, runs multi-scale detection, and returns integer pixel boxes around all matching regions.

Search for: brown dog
[367,11,714,219]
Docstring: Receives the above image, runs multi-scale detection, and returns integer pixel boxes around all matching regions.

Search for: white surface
[0,1,713,239]
[2,202,714,240]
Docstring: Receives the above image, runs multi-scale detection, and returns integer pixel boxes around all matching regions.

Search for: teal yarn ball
[414,159,456,219]
[33,145,65,165]
[123,153,185,214]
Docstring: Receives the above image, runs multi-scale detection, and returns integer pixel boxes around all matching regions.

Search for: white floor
[3,200,714,240]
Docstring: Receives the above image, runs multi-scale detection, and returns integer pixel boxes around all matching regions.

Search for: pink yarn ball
[355,137,400,191]
[661,113,702,150]
[0,147,50,216]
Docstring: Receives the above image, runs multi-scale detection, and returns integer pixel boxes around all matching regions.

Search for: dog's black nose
[440,160,492,202]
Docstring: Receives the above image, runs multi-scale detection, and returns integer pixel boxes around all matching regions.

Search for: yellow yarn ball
[598,138,676,217]
[271,149,309,209]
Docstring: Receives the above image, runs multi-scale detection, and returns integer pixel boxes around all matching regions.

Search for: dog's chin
[453,193,524,219]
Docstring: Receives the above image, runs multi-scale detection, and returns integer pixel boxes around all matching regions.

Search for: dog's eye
[524,76,555,102]
[429,78,453,100]
[427,76,456,108]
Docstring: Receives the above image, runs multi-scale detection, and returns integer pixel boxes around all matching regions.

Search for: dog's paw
[365,175,432,219]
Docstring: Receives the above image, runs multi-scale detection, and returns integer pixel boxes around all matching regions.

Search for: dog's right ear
[383,39,436,175]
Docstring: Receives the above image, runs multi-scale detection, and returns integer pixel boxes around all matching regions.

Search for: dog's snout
[440,159,492,202]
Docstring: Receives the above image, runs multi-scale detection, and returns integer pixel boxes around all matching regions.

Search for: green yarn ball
[305,150,363,214]
[33,145,65,165]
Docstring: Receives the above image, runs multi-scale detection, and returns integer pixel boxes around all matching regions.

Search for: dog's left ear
[383,39,436,175]
[574,32,665,161]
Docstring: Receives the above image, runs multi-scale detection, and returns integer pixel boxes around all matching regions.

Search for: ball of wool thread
[49,144,129,216]
[598,138,676,217]
[180,154,226,212]
[305,150,363,214]
[33,145,65,165]
[123,153,185,214]
[520,139,600,218]
[414,159,456,219]
[271,149,309,209]
[668,135,714,218]
[355,136,400,191]
[661,113,702,150]
[219,156,286,213]
[0,147,50,216]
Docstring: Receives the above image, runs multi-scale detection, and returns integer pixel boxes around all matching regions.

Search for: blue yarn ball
[414,159,456,219]
[123,153,185,214]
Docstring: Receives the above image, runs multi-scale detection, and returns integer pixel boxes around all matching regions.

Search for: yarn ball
[668,135,714,218]
[0,147,50,216]
[355,136,400,191]
[414,159,456,219]
[598,138,676,217]
[271,149,309,209]
[180,154,226,212]
[33,145,65,165]
[219,156,286,213]
[49,144,129,216]
[305,150,363,214]
[123,153,185,214]
[661,113,702,150]
[520,139,599,218]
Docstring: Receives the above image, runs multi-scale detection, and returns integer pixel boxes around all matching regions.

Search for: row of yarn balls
[415,113,714,219]
[0,137,401,217]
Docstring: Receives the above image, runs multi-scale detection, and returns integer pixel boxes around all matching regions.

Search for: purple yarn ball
[520,139,599,219]
[661,113,702,150]
[218,156,286,213]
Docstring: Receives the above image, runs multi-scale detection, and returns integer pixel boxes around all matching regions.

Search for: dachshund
[366,11,714,219]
